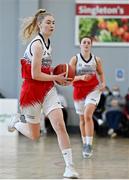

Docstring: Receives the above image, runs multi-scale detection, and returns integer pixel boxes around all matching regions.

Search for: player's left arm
[96,56,106,91]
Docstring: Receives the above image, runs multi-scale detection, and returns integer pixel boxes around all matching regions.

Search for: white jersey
[23,33,52,67]
[75,53,97,76]
[73,53,100,101]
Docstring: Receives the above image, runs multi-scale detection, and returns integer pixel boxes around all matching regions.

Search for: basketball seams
[65,64,69,79]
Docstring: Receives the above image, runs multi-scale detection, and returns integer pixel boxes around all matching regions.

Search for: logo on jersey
[42,58,52,67]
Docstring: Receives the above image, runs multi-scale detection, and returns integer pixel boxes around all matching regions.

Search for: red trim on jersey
[20,59,54,107]
[73,74,99,100]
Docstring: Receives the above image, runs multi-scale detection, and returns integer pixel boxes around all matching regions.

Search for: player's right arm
[31,41,67,84]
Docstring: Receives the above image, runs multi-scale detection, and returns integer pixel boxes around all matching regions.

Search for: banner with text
[75,0,129,46]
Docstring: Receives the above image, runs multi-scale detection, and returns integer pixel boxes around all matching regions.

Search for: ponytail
[20,9,51,43]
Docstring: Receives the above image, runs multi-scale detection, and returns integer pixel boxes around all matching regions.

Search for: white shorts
[21,87,63,124]
[74,89,101,115]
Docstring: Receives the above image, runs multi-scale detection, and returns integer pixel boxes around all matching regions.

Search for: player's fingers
[59,72,66,76]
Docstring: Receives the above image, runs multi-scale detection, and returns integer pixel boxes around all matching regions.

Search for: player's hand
[55,72,68,84]
[100,82,106,92]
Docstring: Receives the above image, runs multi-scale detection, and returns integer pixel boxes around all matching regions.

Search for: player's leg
[74,100,88,158]
[43,87,79,178]
[83,89,101,158]
[83,104,96,158]
[8,103,41,140]
[48,108,79,178]
[79,115,86,144]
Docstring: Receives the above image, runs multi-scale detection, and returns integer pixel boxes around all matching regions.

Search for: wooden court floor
[0,120,129,179]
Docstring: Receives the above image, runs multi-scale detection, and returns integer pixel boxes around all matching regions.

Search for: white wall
[0,0,39,98]
[0,0,18,97]
[17,0,39,98]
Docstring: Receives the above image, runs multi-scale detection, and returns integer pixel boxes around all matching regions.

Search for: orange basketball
[53,64,75,86]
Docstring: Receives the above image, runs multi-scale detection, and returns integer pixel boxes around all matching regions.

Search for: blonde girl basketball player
[69,36,105,158]
[8,9,79,178]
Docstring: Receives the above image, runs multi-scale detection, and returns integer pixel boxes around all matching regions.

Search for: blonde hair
[20,9,52,43]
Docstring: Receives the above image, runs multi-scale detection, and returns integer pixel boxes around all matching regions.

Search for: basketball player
[8,9,79,178]
[69,36,105,158]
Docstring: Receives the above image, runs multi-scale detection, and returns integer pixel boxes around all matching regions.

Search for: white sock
[14,122,31,139]
[86,136,93,145]
[82,136,86,144]
[62,148,73,167]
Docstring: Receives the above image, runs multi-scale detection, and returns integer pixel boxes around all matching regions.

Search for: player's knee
[85,114,92,122]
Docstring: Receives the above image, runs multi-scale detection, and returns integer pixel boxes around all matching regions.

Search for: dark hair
[79,36,93,44]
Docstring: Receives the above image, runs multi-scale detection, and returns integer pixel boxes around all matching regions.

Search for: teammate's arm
[96,57,106,91]
[69,56,91,82]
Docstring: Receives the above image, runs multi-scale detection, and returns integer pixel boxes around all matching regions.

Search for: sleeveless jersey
[20,33,54,107]
[73,53,99,101]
